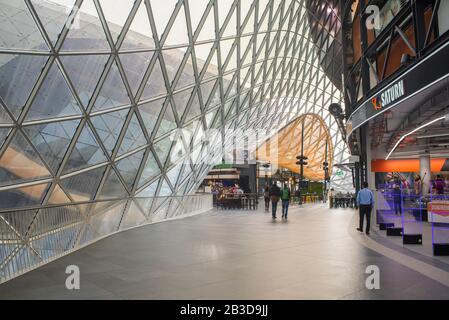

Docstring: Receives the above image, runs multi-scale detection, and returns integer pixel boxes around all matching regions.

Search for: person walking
[263,185,270,211]
[281,184,291,219]
[328,188,336,208]
[356,182,374,235]
[269,182,281,219]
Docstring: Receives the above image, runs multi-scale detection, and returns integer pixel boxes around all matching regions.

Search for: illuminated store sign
[372,79,405,111]
[346,41,449,139]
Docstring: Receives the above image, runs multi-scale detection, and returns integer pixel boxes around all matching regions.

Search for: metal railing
[0,194,213,284]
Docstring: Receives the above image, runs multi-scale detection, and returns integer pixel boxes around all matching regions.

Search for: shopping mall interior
[0,0,449,300]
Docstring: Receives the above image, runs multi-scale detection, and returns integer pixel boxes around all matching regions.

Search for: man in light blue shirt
[356,182,374,235]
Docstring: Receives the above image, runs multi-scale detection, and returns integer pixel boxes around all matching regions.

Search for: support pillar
[420,151,431,195]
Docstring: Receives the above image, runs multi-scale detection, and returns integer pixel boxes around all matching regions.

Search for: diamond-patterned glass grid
[0,0,351,282]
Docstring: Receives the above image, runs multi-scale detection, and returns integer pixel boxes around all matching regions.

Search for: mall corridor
[1,204,449,300]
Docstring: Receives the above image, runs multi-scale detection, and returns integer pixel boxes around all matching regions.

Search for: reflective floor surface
[1,203,449,299]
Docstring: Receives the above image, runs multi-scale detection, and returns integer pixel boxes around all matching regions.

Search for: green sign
[336,170,344,177]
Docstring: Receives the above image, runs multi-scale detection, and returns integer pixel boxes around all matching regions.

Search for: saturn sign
[371,79,405,111]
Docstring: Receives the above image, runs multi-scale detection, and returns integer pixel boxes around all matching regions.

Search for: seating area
[215,194,258,210]
[330,195,356,208]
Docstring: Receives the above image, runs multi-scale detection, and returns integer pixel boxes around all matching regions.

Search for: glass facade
[0,0,351,281]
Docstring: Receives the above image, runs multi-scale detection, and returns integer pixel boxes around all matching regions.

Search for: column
[420,151,431,195]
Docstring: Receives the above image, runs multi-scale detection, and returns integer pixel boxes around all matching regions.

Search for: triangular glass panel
[194,42,214,74]
[0,131,51,187]
[140,58,166,101]
[90,201,126,236]
[167,135,185,167]
[173,88,193,122]
[196,4,215,42]
[152,202,169,222]
[185,90,202,123]
[0,182,49,210]
[118,112,147,156]
[0,127,10,149]
[136,178,158,197]
[60,0,110,51]
[119,200,146,229]
[23,119,80,174]
[202,79,220,109]
[166,162,183,188]
[150,0,178,39]
[116,149,145,190]
[25,63,82,121]
[134,197,153,217]
[161,48,185,86]
[47,184,72,205]
[217,0,234,27]
[241,2,255,35]
[0,0,48,50]
[0,102,12,124]
[62,122,108,174]
[121,0,155,50]
[30,0,77,45]
[163,4,189,47]
[153,136,173,167]
[90,109,129,156]
[98,168,128,200]
[179,162,192,184]
[61,166,106,202]
[222,40,237,72]
[60,54,109,108]
[138,98,164,137]
[90,109,129,155]
[0,54,48,119]
[175,54,195,90]
[93,60,130,111]
[158,178,172,197]
[221,7,237,38]
[202,48,219,79]
[120,51,154,96]
[99,0,134,43]
[138,149,161,188]
[155,102,177,138]
[188,0,209,33]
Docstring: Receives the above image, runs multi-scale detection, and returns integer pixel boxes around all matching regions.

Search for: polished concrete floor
[1,203,449,299]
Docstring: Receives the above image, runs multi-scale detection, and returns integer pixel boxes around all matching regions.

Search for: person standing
[263,185,270,211]
[269,182,281,219]
[435,175,445,195]
[281,184,291,219]
[392,184,402,215]
[356,182,374,235]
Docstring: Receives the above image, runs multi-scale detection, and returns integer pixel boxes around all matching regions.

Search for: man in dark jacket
[269,182,281,219]
[281,184,291,219]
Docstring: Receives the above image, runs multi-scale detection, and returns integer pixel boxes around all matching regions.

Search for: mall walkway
[1,204,449,299]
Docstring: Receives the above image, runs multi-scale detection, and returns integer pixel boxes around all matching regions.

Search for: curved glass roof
[0,0,352,281]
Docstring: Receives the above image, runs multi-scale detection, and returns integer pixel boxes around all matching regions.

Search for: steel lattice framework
[0,0,352,281]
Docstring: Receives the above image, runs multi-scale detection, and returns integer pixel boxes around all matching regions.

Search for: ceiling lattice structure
[0,0,352,282]
[257,113,334,181]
